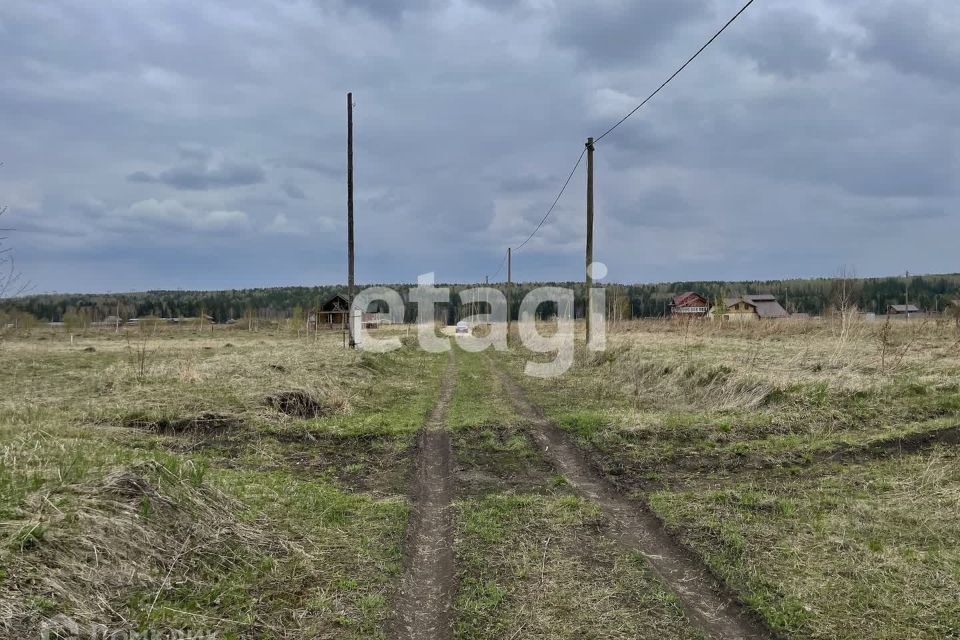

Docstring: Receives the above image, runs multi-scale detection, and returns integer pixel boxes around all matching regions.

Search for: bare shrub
[265,389,349,418]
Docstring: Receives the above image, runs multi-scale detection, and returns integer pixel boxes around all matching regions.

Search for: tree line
[2,274,959,325]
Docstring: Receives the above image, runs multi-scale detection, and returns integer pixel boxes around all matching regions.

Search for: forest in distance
[3,272,959,325]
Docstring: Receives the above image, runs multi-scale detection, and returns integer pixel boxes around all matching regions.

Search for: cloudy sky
[2,0,958,293]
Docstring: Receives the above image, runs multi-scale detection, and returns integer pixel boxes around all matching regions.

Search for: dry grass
[0,328,446,638]
[495,317,960,639]
[652,448,960,639]
[1,458,282,631]
[454,494,703,640]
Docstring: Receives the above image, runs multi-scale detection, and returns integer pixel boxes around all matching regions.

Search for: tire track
[392,351,457,640]
[492,363,774,640]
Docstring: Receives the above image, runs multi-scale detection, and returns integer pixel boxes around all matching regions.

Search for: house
[887,304,920,315]
[713,294,789,321]
[306,294,382,330]
[92,315,124,328]
[669,292,710,318]
[308,294,350,330]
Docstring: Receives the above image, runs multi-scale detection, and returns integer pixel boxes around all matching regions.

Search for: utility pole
[347,92,356,347]
[507,248,512,338]
[585,136,595,345]
[905,270,910,321]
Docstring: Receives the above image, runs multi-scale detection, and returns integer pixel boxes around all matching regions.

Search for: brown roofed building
[887,304,920,315]
[308,294,349,330]
[670,292,710,318]
[307,294,383,331]
[713,294,789,321]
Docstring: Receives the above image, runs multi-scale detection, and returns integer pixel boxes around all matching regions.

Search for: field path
[391,351,457,640]
[493,364,773,640]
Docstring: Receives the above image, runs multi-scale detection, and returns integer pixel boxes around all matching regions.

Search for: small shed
[887,304,920,315]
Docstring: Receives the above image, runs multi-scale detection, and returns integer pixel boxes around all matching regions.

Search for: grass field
[496,317,960,639]
[1,317,958,638]
[0,329,443,638]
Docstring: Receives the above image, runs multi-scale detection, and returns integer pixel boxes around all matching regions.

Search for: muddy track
[601,423,960,495]
[493,365,773,640]
[391,352,457,640]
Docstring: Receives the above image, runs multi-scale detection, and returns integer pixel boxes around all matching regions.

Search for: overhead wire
[594,0,756,143]
[484,0,758,280]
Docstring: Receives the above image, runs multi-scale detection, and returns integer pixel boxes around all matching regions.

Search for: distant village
[669,292,942,321]
[4,287,960,333]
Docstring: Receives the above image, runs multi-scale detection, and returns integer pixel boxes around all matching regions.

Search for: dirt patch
[265,390,338,418]
[676,423,960,480]
[845,423,960,458]
[453,425,558,496]
[392,353,456,640]
[260,433,413,496]
[493,364,774,640]
[122,412,244,436]
[586,422,960,496]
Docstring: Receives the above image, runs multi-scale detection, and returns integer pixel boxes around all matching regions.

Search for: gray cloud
[2,0,959,292]
[334,0,438,22]
[127,149,266,191]
[552,0,709,67]
[729,8,837,78]
[281,181,307,200]
[269,156,342,177]
[856,2,960,84]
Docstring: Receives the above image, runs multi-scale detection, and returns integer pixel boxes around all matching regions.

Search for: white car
[455,321,470,335]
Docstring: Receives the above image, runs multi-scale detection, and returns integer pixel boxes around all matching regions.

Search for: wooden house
[307,294,382,330]
[669,292,710,318]
[887,304,920,315]
[713,294,789,321]
[308,294,349,330]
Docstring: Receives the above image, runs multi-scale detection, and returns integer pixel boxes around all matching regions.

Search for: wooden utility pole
[347,92,356,347]
[507,248,512,338]
[585,136,595,344]
[904,270,910,321]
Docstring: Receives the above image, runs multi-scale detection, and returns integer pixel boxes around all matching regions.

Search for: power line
[514,147,586,253]
[594,0,757,143]
[484,147,584,282]
[484,0,756,282]
[489,248,509,282]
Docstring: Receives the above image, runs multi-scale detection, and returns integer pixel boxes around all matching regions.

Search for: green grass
[4,321,959,639]
[0,329,447,638]
[454,493,703,640]
[488,320,960,638]
[447,349,519,430]
[649,448,960,639]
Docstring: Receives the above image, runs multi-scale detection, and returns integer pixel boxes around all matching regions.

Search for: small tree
[290,305,305,337]
[63,309,83,334]
[712,293,728,323]
[0,165,28,300]
[949,300,960,328]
